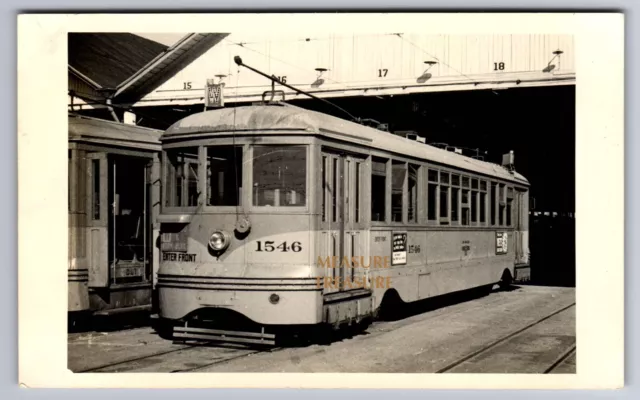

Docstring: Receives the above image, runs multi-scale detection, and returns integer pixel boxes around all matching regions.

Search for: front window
[252,146,307,207]
[165,147,199,208]
[207,146,243,206]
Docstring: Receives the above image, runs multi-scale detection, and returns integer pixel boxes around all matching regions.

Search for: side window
[507,187,514,226]
[480,180,487,224]
[332,157,339,221]
[439,171,450,225]
[461,175,470,225]
[490,182,497,225]
[68,150,72,212]
[92,159,100,219]
[371,158,387,222]
[391,161,406,222]
[321,156,327,222]
[427,169,438,221]
[355,162,361,223]
[498,183,506,226]
[471,178,479,224]
[461,187,470,226]
[451,174,460,223]
[408,164,420,223]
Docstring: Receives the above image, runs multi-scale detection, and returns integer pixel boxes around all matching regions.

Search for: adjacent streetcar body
[156,103,530,342]
[68,114,161,320]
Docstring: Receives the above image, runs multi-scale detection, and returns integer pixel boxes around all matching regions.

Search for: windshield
[252,146,307,207]
[164,147,199,208]
[163,144,306,209]
[206,145,243,206]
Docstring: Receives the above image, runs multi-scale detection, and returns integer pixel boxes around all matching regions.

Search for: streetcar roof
[163,104,528,185]
[68,114,162,151]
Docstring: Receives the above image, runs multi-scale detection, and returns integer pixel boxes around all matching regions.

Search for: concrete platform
[68,285,575,373]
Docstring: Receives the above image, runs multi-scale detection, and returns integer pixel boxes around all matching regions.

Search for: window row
[163,145,307,208]
[163,144,518,228]
[371,158,516,227]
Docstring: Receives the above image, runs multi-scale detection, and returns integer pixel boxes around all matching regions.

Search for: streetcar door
[514,189,530,266]
[319,152,367,294]
[86,152,109,287]
[319,153,342,294]
[109,156,152,286]
[343,155,367,291]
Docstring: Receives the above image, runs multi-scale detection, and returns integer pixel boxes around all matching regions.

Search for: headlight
[208,230,230,251]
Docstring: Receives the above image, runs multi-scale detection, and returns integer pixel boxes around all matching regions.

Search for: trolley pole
[233,56,359,123]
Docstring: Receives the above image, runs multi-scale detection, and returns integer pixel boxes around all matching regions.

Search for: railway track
[543,344,576,373]
[436,302,576,374]
[76,342,280,373]
[73,293,576,374]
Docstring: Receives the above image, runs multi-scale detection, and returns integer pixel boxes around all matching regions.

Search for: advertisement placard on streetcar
[392,232,407,265]
[496,232,508,255]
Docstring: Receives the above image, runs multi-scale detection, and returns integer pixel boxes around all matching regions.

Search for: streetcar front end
[156,132,323,343]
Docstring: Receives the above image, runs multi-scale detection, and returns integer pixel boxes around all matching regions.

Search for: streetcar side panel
[68,115,162,317]
[357,148,524,309]
[367,228,515,307]
[68,147,90,312]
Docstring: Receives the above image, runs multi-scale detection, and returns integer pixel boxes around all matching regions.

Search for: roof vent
[446,146,463,155]
[394,130,426,143]
[502,150,515,173]
[407,134,426,144]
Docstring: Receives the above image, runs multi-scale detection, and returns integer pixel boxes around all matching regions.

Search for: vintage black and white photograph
[63,29,579,375]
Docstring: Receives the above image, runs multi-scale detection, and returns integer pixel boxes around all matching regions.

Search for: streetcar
[68,114,161,324]
[155,100,530,346]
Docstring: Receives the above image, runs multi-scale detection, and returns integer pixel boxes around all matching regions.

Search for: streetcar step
[173,326,276,346]
[93,304,152,316]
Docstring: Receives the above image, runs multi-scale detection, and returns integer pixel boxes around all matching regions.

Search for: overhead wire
[68,90,176,129]
[225,38,345,87]
[392,33,480,86]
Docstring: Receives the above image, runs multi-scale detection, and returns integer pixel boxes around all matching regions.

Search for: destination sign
[162,252,197,262]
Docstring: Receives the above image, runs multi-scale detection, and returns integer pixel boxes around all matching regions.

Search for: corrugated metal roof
[68,33,168,89]
[69,114,162,151]
[164,104,528,184]
[114,33,229,102]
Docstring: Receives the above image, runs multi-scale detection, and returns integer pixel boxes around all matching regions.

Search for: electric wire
[225,39,345,87]
[393,33,480,86]
[68,90,175,129]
